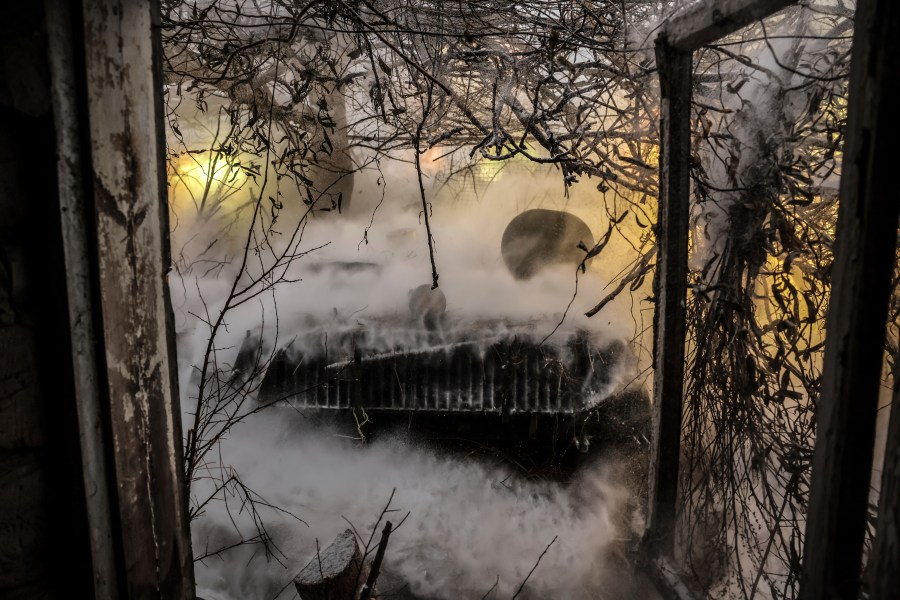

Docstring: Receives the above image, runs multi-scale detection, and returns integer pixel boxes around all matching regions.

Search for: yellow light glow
[168,151,248,218]
[175,153,234,184]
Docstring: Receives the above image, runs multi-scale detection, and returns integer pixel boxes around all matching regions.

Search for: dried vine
[677,4,858,598]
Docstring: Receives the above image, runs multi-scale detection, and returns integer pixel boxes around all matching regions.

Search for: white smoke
[170,102,649,600]
[191,409,645,600]
[170,145,647,399]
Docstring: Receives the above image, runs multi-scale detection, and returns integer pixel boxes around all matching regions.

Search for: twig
[316,538,324,583]
[414,112,439,289]
[351,488,398,594]
[481,575,500,599]
[585,249,655,318]
[511,536,557,599]
[359,521,393,600]
[540,268,580,347]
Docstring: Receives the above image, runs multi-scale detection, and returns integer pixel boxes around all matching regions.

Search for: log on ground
[294,529,369,600]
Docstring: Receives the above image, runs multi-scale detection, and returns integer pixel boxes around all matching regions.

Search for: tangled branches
[677,3,855,598]
[161,1,666,216]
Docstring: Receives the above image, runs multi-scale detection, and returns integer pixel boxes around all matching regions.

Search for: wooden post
[870,380,900,600]
[644,36,692,556]
[662,0,798,51]
[79,0,195,597]
[45,0,120,596]
[800,0,900,598]
[643,0,801,563]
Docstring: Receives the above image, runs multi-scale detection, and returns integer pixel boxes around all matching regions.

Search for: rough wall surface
[0,5,94,598]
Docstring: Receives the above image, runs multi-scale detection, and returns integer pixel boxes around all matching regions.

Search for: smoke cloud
[191,409,646,600]
[170,115,650,599]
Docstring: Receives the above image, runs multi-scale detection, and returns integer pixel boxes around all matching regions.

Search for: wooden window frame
[48,0,195,597]
[43,0,900,597]
[645,1,900,599]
